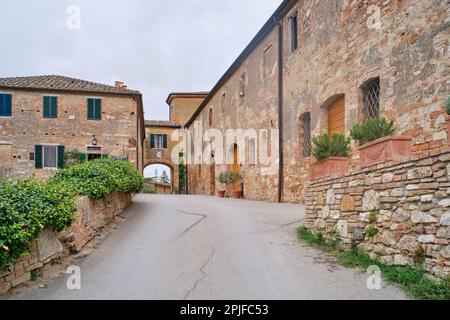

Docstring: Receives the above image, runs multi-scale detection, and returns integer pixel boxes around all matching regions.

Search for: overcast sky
[0,0,282,121]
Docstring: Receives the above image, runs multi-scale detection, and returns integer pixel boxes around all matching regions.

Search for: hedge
[0,159,143,270]
[50,158,144,200]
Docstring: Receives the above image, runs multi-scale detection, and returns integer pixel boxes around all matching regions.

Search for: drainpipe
[276,18,284,203]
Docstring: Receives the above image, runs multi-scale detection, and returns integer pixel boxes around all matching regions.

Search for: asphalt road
[8,194,407,300]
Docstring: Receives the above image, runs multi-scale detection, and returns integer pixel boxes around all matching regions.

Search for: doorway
[232,144,240,192]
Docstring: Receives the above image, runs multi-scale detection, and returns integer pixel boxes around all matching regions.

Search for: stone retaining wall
[305,148,450,278]
[0,192,132,295]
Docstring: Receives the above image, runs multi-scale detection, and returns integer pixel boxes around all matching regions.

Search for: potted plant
[446,96,450,146]
[228,172,243,199]
[350,117,411,168]
[217,172,228,198]
[309,133,351,181]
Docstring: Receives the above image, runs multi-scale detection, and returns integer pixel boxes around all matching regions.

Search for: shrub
[311,134,351,161]
[350,117,395,145]
[50,158,143,200]
[64,149,83,168]
[365,226,379,237]
[0,180,77,270]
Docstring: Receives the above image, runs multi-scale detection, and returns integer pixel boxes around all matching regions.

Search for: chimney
[115,81,124,88]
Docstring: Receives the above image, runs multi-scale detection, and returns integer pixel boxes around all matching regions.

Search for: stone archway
[143,160,178,193]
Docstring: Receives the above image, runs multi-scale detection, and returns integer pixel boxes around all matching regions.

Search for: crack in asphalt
[173,210,208,240]
[183,246,216,300]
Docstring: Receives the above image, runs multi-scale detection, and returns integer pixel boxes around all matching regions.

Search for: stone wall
[281,0,450,203]
[0,192,132,295]
[184,0,450,203]
[0,89,141,181]
[187,27,280,202]
[305,148,450,278]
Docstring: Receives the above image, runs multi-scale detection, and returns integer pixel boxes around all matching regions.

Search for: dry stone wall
[305,148,450,278]
[0,192,132,295]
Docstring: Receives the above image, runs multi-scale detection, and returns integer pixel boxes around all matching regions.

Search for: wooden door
[328,96,345,137]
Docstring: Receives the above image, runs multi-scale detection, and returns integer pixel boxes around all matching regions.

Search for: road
[8,194,407,300]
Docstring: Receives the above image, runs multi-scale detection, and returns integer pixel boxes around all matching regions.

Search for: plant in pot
[350,117,411,168]
[309,133,351,181]
[228,172,243,199]
[217,172,229,198]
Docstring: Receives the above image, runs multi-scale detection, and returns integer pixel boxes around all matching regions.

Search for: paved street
[8,195,407,300]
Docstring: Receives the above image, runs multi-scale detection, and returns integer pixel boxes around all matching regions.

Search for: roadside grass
[297,227,450,300]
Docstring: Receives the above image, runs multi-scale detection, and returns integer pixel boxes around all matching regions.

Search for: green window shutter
[163,135,168,149]
[57,145,65,168]
[95,99,102,120]
[150,134,155,148]
[43,96,49,118]
[87,99,94,119]
[1,94,12,116]
[35,145,43,169]
[51,97,58,118]
[79,153,87,162]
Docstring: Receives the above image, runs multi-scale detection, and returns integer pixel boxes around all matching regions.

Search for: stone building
[144,92,207,193]
[0,75,145,179]
[183,0,450,277]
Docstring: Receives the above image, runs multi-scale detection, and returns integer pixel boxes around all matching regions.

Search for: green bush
[0,159,143,271]
[0,180,77,270]
[311,134,351,161]
[350,117,395,145]
[50,158,143,200]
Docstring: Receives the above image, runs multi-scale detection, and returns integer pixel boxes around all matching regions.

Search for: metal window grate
[362,78,380,118]
[302,112,312,158]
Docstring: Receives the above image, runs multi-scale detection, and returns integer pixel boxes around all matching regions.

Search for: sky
[0,0,282,122]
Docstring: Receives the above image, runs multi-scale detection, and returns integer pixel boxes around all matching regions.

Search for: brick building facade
[144,93,207,193]
[0,75,145,180]
[183,0,450,276]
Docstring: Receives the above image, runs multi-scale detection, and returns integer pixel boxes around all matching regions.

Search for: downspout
[276,18,284,203]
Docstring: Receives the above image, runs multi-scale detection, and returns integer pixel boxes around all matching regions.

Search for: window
[43,96,58,118]
[150,134,168,149]
[34,145,64,169]
[87,98,102,120]
[208,108,213,127]
[362,78,380,119]
[290,14,298,52]
[263,44,274,78]
[302,112,312,157]
[0,93,12,117]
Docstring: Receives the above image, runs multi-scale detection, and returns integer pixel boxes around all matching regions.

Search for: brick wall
[0,89,140,180]
[0,192,132,295]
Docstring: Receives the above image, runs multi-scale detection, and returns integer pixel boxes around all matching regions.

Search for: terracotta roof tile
[145,120,181,128]
[0,75,140,95]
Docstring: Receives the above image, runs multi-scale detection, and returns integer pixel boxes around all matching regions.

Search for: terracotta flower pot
[218,190,226,198]
[232,191,242,199]
[359,136,412,168]
[446,115,450,146]
[309,157,348,181]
